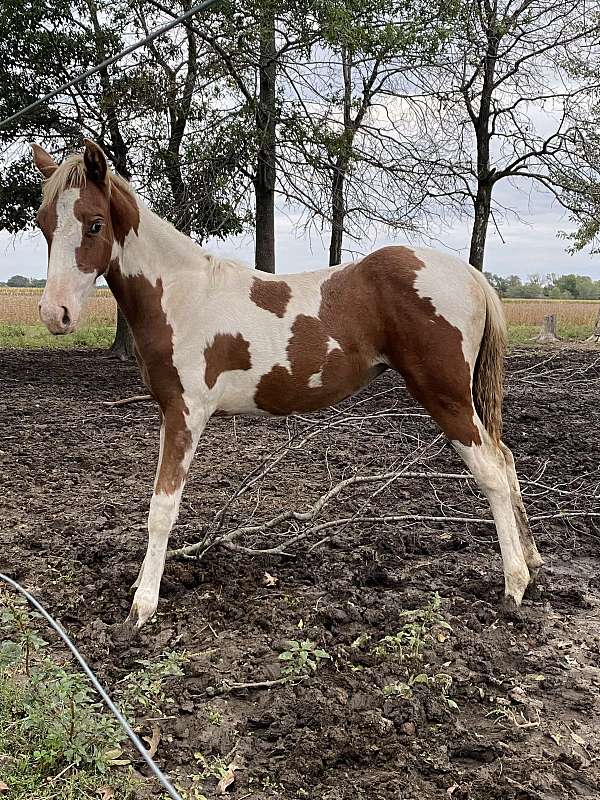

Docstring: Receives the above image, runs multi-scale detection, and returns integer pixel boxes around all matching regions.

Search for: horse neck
[105,204,244,332]
[117,204,207,283]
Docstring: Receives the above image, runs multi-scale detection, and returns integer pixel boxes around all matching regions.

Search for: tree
[6,275,30,287]
[176,0,330,271]
[408,0,600,270]
[555,53,600,255]
[279,0,455,265]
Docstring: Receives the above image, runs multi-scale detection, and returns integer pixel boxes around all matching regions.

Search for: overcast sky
[1,178,597,282]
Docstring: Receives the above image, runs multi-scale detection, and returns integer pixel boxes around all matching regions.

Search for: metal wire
[0,572,183,800]
[0,0,222,130]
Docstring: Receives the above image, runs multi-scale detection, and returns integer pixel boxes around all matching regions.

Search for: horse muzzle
[39,299,76,335]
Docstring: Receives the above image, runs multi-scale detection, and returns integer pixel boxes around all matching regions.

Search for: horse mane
[205,253,246,288]
[40,152,134,209]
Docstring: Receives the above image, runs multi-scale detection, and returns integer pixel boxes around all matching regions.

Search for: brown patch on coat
[110,182,140,246]
[250,277,292,318]
[254,314,381,414]
[106,264,191,494]
[255,246,481,446]
[204,333,252,389]
[36,204,58,253]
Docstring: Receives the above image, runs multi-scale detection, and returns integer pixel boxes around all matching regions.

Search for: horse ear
[83,138,108,185]
[31,144,58,178]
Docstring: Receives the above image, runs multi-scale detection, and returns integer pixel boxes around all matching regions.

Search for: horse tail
[470,269,507,444]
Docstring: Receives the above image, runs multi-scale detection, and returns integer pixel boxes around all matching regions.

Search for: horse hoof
[500,594,523,621]
[525,568,545,600]
[111,618,140,644]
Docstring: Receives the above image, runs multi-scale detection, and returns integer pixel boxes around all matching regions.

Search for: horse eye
[89,221,102,235]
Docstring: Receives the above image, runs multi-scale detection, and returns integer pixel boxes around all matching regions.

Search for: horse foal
[32,140,543,628]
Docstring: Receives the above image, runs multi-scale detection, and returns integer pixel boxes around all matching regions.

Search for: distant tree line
[1,275,46,288]
[485,272,600,300]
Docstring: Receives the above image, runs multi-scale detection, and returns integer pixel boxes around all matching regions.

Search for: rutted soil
[1,347,600,800]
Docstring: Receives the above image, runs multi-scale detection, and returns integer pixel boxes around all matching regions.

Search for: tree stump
[536,314,560,343]
[584,307,600,343]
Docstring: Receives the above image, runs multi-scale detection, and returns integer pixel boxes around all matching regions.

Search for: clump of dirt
[1,347,600,799]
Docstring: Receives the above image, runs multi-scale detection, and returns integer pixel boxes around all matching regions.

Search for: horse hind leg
[399,369,530,609]
[499,441,544,583]
[451,424,530,611]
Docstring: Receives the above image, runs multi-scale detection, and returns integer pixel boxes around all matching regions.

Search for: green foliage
[2,275,47,287]
[357,594,459,712]
[0,593,136,799]
[315,0,456,57]
[278,639,331,678]
[6,274,31,287]
[205,706,222,726]
[383,672,458,710]
[370,592,451,661]
[0,0,251,243]
[118,650,188,716]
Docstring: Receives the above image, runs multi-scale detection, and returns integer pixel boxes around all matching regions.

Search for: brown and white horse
[32,140,543,627]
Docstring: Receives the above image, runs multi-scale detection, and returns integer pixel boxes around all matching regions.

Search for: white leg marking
[128,411,207,627]
[453,434,530,606]
[132,419,166,591]
[499,441,544,576]
[130,488,184,626]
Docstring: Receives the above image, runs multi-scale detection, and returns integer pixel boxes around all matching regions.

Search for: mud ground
[1,347,600,800]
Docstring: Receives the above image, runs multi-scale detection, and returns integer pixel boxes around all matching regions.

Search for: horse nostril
[61,306,71,327]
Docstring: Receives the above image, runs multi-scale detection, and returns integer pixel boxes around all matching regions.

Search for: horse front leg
[127,407,207,628]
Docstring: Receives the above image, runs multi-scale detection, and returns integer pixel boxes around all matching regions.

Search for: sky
[1,178,598,282]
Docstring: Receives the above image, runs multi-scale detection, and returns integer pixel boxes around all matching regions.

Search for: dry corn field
[0,287,116,325]
[1,288,599,330]
[503,298,600,327]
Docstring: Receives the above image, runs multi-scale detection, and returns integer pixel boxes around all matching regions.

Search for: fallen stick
[102,394,153,408]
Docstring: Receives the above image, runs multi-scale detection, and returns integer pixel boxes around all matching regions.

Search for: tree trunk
[254,1,276,273]
[109,305,135,360]
[162,0,198,237]
[329,166,345,266]
[467,16,500,272]
[469,183,492,271]
[88,0,135,359]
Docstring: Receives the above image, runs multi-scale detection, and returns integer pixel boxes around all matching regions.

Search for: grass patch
[0,324,114,349]
[0,593,137,800]
[507,322,591,345]
[0,322,592,352]
[0,591,192,800]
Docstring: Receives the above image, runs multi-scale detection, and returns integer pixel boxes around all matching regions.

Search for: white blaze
[40,189,96,332]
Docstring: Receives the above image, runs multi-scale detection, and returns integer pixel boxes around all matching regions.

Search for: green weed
[278,639,331,678]
[370,592,451,662]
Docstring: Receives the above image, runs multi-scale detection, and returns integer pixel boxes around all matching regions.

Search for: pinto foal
[32,140,543,627]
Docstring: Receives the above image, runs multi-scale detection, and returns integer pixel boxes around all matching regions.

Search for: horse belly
[252,351,385,416]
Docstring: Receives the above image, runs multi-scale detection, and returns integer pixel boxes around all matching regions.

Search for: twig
[215,676,297,693]
[102,394,153,408]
